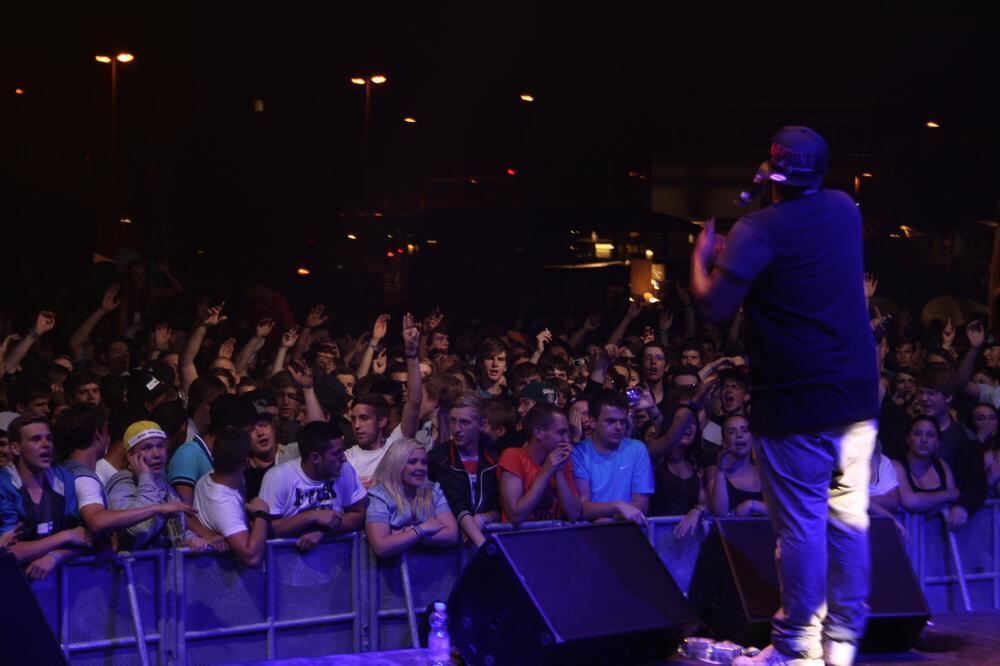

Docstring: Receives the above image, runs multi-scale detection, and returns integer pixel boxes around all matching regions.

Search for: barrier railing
[27,501,1000,664]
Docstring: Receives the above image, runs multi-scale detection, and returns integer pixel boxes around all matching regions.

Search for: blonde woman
[365,438,458,557]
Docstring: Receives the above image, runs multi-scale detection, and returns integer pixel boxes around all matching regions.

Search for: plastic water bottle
[428,601,451,665]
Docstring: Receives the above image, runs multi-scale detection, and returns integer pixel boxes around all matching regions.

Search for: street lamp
[95,52,135,232]
[351,74,387,210]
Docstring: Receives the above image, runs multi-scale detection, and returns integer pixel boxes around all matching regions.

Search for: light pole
[351,74,386,211]
[95,52,135,235]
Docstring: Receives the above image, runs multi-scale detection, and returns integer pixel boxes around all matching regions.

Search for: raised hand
[280,326,301,349]
[942,318,956,348]
[373,348,388,375]
[371,314,390,344]
[35,311,56,335]
[864,273,878,300]
[967,320,986,349]
[634,385,656,411]
[603,344,621,362]
[626,300,642,320]
[352,332,372,355]
[422,308,443,333]
[305,305,329,329]
[676,285,692,308]
[402,312,420,357]
[287,359,314,389]
[658,309,674,332]
[0,334,21,354]
[692,218,722,269]
[256,318,277,339]
[202,303,227,327]
[101,284,122,313]
[218,337,237,360]
[536,328,553,352]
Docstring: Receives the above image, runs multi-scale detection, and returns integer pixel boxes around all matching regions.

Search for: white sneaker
[732,644,824,666]
[822,640,857,666]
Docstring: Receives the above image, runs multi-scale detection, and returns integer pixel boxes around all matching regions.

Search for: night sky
[4,3,998,310]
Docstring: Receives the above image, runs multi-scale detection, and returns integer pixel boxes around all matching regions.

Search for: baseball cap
[766,126,828,187]
[128,368,169,405]
[123,420,166,451]
[518,381,558,406]
[244,388,278,419]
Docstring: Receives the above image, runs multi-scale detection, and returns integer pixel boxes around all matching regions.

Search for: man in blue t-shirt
[692,127,879,666]
[571,389,653,526]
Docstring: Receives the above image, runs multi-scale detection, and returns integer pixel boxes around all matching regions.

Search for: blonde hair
[371,438,437,524]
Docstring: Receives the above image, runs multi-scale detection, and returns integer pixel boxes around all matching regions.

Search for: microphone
[735,161,774,207]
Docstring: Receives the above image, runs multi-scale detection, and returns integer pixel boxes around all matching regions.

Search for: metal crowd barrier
[28,502,1000,664]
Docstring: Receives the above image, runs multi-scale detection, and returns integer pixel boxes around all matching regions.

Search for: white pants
[754,419,877,660]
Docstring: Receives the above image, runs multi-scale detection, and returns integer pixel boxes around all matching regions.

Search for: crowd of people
[0,264,996,580]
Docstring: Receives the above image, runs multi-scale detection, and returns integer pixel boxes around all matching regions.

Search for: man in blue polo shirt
[168,394,255,504]
[571,389,653,526]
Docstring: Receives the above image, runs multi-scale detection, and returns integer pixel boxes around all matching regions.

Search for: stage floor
[243,611,1000,665]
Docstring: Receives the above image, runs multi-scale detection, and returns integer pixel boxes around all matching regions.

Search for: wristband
[409,524,426,541]
[369,343,379,351]
[693,504,707,515]
[680,401,701,412]
[28,328,40,339]
[251,510,272,522]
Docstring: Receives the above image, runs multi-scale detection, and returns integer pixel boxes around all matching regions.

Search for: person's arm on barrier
[574,477,647,526]
[674,482,709,538]
[23,545,87,581]
[9,526,91,566]
[870,487,900,515]
[892,459,960,513]
[80,499,196,536]
[225,498,270,567]
[458,514,488,547]
[367,517,438,558]
[335,499,366,535]
[555,466,583,523]
[186,513,229,552]
[271,509,335,538]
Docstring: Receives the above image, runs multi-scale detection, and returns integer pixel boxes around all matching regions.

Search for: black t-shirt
[717,189,880,433]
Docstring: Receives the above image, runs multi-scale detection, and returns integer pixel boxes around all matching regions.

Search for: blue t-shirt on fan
[716,189,879,434]
[571,437,654,503]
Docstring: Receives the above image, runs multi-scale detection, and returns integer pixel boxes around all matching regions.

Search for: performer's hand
[693,218,722,268]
